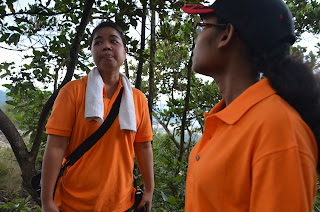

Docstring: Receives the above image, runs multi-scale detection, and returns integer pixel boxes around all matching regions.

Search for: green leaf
[167,195,177,204]
[5,100,15,105]
[161,191,168,201]
[6,202,15,208]
[8,33,20,45]
[0,33,10,42]
[175,175,183,182]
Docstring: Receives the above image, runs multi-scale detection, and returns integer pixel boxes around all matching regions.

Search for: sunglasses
[195,22,227,35]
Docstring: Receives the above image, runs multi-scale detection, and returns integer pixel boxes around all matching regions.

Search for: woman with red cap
[182,0,320,211]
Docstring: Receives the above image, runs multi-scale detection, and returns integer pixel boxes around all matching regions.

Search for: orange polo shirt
[46,76,153,212]
[185,78,318,212]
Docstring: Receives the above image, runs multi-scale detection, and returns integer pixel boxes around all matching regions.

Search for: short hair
[88,22,126,49]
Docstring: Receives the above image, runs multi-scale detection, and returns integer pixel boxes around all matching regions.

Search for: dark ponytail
[246,44,320,171]
[215,13,320,170]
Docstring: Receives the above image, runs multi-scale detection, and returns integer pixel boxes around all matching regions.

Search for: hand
[137,189,153,212]
[41,200,60,212]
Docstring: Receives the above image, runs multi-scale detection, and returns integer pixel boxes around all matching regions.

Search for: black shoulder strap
[65,88,123,166]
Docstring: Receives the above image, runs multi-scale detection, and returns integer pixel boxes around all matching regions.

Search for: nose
[102,41,112,51]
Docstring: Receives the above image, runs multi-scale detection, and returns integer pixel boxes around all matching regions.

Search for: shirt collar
[205,78,276,124]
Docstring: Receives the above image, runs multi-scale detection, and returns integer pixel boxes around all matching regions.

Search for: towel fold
[85,67,104,124]
[85,67,137,133]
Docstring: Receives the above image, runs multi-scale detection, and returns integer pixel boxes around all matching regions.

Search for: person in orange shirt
[40,22,154,212]
[182,0,320,211]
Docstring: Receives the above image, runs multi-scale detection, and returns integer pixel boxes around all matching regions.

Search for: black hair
[216,16,320,171]
[246,45,320,172]
[88,21,126,49]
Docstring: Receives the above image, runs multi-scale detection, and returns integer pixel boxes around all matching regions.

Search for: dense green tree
[287,0,320,37]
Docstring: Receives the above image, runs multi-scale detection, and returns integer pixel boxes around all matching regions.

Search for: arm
[134,141,154,212]
[41,134,69,212]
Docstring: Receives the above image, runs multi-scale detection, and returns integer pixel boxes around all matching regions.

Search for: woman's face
[91,27,126,72]
[192,16,223,77]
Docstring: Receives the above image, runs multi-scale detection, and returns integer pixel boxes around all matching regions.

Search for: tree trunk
[124,58,129,78]
[0,109,37,200]
[148,0,156,125]
[135,0,147,90]
[178,42,194,163]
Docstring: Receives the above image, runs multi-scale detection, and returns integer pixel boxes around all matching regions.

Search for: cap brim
[182,4,215,14]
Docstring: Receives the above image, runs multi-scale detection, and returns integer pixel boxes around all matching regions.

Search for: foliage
[291,45,320,72]
[0,0,147,96]
[4,83,51,146]
[152,132,187,211]
[0,101,18,127]
[0,195,41,212]
[151,12,222,163]
[287,0,320,37]
[0,147,21,193]
[314,182,320,212]
[0,146,40,211]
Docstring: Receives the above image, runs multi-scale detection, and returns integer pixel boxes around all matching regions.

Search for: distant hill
[0,90,7,106]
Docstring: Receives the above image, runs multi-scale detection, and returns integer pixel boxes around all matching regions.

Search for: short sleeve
[46,84,76,137]
[133,89,153,142]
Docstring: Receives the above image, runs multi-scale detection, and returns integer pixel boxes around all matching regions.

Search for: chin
[192,66,211,78]
[191,64,200,74]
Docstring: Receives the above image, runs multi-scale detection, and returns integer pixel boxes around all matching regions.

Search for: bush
[0,147,22,193]
[0,195,41,212]
[152,132,187,211]
[314,182,320,212]
[0,146,40,211]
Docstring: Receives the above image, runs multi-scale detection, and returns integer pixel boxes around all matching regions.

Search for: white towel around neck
[85,67,137,133]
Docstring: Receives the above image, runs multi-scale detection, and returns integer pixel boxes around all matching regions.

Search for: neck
[213,60,258,106]
[98,69,120,99]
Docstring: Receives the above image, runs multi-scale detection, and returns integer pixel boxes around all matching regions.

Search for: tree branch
[30,0,95,157]
[178,41,194,162]
[135,0,147,90]
[0,45,30,52]
[0,109,28,167]
[0,6,80,19]
[0,108,39,201]
[153,112,180,149]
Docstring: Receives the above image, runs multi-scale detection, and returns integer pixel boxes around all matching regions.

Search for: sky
[0,0,319,91]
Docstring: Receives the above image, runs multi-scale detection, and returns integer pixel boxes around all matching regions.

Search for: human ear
[218,24,235,48]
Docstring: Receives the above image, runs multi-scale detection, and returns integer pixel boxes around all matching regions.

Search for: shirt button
[209,136,212,140]
[196,155,200,161]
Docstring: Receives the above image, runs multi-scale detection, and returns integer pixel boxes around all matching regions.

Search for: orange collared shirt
[46,76,153,212]
[185,78,318,212]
